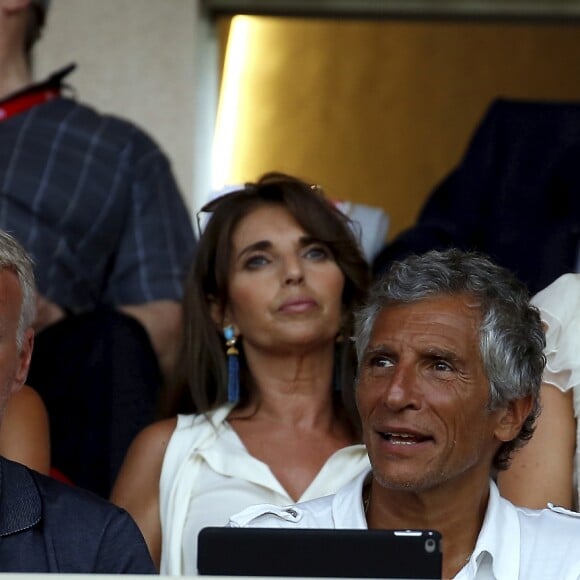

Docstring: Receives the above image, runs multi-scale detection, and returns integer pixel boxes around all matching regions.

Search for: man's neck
[366,477,491,579]
[0,45,31,100]
[0,2,33,100]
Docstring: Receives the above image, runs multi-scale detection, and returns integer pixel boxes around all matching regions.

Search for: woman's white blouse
[159,404,370,575]
[531,273,580,507]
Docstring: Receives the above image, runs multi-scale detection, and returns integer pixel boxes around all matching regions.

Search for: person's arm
[119,301,182,379]
[105,131,194,381]
[110,417,177,570]
[498,383,576,509]
[0,385,50,474]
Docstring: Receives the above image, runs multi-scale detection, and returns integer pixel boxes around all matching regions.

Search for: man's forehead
[0,268,22,297]
[369,294,483,346]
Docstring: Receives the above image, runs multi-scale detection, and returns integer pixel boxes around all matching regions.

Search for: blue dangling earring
[223,325,240,403]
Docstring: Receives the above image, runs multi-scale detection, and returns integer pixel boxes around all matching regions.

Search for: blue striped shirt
[0,95,195,312]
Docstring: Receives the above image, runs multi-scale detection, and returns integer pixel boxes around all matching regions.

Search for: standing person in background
[111,173,371,573]
[499,273,580,511]
[0,0,196,495]
[0,229,155,574]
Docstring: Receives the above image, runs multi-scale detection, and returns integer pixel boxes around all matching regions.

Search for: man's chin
[373,470,442,493]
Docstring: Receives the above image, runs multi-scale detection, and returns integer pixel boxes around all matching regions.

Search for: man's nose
[382,362,421,412]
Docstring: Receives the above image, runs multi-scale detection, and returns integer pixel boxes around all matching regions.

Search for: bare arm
[0,385,50,474]
[498,383,576,509]
[119,300,182,379]
[110,417,177,570]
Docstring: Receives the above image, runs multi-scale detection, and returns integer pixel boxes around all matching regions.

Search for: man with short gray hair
[0,230,155,573]
[230,250,580,579]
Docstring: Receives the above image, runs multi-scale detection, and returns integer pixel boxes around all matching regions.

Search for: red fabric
[0,88,59,121]
[49,467,74,486]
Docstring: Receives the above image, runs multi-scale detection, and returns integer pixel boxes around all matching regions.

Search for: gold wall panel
[219,18,580,240]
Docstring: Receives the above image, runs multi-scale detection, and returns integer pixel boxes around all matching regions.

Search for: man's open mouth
[380,432,431,445]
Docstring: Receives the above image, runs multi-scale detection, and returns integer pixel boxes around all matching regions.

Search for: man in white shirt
[230,249,580,579]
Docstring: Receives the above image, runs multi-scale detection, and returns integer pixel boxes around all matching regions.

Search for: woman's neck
[235,345,340,429]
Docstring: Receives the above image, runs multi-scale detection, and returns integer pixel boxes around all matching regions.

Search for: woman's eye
[244,254,269,269]
[304,245,329,260]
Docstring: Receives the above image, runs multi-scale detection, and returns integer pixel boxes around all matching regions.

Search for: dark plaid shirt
[0,92,195,312]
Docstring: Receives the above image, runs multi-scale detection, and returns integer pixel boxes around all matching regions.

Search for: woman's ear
[208,296,240,337]
[208,296,224,327]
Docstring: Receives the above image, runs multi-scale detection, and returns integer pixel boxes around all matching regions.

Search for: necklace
[362,484,372,516]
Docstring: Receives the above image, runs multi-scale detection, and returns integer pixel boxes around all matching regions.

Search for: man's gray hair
[0,231,36,349]
[354,249,546,471]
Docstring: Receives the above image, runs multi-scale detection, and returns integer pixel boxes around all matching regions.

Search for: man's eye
[368,356,394,368]
[432,360,453,372]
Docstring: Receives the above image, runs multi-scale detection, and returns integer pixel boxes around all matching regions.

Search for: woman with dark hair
[111,173,371,574]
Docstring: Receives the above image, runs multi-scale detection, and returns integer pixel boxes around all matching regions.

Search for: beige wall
[34,0,199,210]
[220,17,580,240]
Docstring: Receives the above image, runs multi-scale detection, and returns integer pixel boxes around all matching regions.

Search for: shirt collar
[0,456,41,536]
[331,473,522,580]
[459,480,521,579]
[0,63,76,108]
[331,468,371,528]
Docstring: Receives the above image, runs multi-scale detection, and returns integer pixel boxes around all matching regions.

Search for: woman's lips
[278,298,318,313]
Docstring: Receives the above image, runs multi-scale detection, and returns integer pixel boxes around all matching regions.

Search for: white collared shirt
[229,469,580,579]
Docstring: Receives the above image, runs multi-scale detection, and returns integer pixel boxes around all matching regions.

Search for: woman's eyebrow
[298,235,327,248]
[235,240,271,260]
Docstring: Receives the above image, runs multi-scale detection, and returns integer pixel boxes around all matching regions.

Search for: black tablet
[198,526,442,579]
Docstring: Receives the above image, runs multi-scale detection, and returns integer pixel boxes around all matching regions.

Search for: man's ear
[13,327,34,395]
[494,395,534,443]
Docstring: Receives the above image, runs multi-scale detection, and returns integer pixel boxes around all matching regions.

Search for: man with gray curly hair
[0,230,155,573]
[353,248,546,474]
[230,250,580,579]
